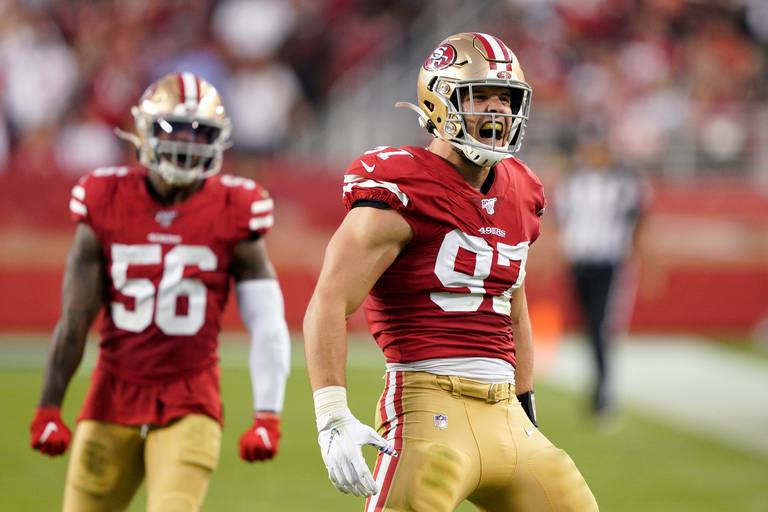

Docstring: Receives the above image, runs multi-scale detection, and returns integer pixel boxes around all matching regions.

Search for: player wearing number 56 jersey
[30,73,291,512]
[305,33,598,511]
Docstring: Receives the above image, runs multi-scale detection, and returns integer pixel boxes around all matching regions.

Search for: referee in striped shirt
[554,134,651,418]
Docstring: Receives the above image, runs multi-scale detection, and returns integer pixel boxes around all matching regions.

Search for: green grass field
[2,336,767,511]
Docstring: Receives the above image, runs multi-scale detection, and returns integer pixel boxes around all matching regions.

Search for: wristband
[313,386,350,430]
[517,390,538,427]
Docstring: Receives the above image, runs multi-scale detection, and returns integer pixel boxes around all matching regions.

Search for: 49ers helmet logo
[423,44,457,71]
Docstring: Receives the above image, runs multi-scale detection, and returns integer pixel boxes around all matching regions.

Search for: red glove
[30,406,71,457]
[239,412,281,462]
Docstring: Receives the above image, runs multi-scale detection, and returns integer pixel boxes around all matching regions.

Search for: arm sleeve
[236,279,291,413]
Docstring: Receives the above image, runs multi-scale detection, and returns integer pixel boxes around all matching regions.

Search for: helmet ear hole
[424,101,435,112]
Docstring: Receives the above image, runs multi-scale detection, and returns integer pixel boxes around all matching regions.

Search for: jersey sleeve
[341,154,412,213]
[227,176,274,241]
[69,180,89,223]
[69,167,124,227]
[507,157,547,243]
[513,158,547,216]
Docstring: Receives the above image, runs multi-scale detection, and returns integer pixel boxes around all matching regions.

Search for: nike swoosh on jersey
[255,426,272,450]
[39,422,59,444]
[361,161,376,173]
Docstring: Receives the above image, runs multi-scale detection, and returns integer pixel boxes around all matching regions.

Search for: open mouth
[478,121,504,141]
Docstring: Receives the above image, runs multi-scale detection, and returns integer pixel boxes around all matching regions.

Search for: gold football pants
[62,414,221,512]
[364,371,598,512]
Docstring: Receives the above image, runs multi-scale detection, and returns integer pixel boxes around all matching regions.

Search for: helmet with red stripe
[119,72,232,186]
[397,33,532,167]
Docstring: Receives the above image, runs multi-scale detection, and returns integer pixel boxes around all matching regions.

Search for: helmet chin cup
[155,160,205,186]
[459,140,507,167]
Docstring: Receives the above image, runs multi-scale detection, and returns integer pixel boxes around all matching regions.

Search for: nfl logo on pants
[433,414,448,430]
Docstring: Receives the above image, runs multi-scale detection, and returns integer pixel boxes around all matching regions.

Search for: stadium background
[0,0,766,510]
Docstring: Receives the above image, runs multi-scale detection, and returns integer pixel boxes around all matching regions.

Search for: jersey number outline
[110,244,217,335]
[430,229,529,315]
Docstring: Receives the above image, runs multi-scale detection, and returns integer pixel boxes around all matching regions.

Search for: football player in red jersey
[29,73,291,511]
[305,33,599,510]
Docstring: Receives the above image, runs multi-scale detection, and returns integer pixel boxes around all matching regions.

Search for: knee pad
[69,438,118,495]
[408,443,466,512]
[67,422,140,497]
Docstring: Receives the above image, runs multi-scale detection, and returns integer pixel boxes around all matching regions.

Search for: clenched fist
[30,407,71,457]
[239,412,281,462]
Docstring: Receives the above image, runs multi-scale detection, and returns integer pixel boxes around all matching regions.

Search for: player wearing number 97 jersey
[343,145,544,367]
[305,32,597,511]
[30,73,291,512]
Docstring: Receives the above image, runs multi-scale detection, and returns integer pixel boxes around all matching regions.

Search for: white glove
[317,409,397,496]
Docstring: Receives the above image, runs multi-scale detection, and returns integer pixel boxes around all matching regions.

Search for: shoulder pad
[217,174,274,237]
[342,146,419,211]
[504,157,543,187]
[503,157,546,216]
[69,166,132,223]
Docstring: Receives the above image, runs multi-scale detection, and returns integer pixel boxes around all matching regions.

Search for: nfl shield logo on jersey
[433,414,448,430]
[155,210,178,228]
[481,197,497,215]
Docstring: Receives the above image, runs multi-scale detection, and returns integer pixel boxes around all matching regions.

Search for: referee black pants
[569,262,618,414]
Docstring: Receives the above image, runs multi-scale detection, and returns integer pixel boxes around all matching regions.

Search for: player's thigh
[144,414,222,512]
[63,420,144,512]
[472,406,598,512]
[366,374,479,512]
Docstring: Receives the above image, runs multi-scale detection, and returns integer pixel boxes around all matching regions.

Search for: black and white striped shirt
[554,168,649,265]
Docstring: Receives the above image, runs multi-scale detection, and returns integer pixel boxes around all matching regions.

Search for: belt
[404,372,515,404]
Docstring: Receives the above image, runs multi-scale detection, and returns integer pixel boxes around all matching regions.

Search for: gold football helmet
[117,72,232,185]
[397,32,532,167]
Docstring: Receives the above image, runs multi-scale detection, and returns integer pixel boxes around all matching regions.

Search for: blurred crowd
[0,0,766,177]
[488,0,768,175]
[0,0,423,176]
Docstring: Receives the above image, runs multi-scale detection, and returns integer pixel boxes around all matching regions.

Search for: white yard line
[542,335,768,456]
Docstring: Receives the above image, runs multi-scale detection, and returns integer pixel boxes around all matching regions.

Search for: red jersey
[69,166,273,425]
[342,146,545,367]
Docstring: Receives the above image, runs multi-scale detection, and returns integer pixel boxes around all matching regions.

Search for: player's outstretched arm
[31,223,105,456]
[510,284,538,426]
[232,238,291,462]
[304,206,411,496]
